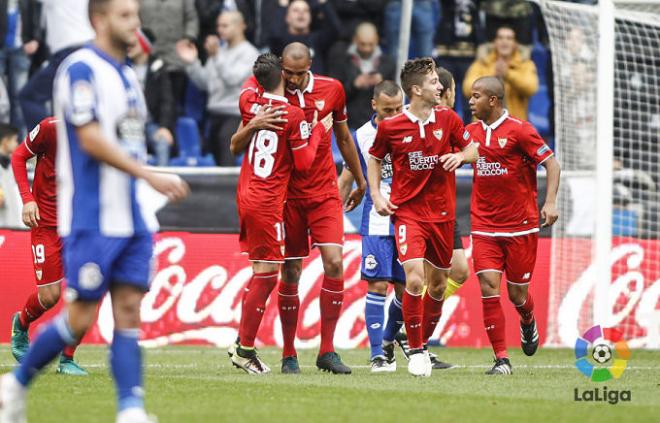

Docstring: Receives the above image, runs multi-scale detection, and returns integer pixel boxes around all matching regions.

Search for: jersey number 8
[248,130,278,178]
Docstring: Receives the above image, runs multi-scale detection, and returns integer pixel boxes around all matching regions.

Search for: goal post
[542,0,660,348]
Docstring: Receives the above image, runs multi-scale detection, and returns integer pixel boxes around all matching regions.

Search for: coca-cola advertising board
[2,229,556,348]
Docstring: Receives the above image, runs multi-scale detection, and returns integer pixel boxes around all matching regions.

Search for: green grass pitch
[1,345,659,422]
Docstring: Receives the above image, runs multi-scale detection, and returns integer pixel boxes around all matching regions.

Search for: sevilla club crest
[433,129,443,140]
[498,137,507,148]
[314,100,325,111]
[399,244,407,255]
[35,269,43,281]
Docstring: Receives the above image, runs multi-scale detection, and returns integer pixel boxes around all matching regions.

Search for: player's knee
[368,281,388,296]
[450,264,470,285]
[38,285,62,309]
[406,275,424,295]
[322,256,343,279]
[282,263,302,284]
[478,275,500,296]
[507,285,527,305]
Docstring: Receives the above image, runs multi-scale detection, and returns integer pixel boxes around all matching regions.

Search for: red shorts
[393,219,454,269]
[31,226,64,286]
[284,196,344,259]
[239,206,285,263]
[472,233,538,284]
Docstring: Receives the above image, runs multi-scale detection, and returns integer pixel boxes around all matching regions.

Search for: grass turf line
[1,346,659,423]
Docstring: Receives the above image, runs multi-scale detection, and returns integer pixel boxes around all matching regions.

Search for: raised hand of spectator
[204,35,220,57]
[176,39,199,64]
[23,40,39,55]
[495,58,508,78]
[154,127,174,146]
[369,72,383,86]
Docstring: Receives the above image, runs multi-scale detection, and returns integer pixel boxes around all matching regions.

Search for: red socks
[62,345,78,359]
[422,292,444,345]
[238,271,279,348]
[278,282,299,357]
[402,290,423,350]
[482,296,507,359]
[515,293,535,324]
[19,292,48,329]
[319,276,344,355]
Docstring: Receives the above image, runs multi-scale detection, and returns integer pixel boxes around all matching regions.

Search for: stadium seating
[168,117,216,167]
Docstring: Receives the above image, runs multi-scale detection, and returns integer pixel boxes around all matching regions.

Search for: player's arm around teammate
[229,105,288,155]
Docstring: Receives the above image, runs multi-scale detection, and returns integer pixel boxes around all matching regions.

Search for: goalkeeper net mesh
[542,0,660,348]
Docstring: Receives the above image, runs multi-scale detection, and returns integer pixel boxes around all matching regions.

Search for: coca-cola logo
[556,242,660,348]
[94,235,468,348]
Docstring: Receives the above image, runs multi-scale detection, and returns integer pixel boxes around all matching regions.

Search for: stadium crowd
[0,0,596,170]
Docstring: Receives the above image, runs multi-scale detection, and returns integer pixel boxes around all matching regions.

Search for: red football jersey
[236,77,262,205]
[23,118,58,228]
[466,111,554,234]
[285,73,348,199]
[369,106,471,222]
[239,92,311,210]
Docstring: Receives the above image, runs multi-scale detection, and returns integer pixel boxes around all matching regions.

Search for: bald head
[354,22,379,58]
[282,42,311,62]
[217,10,246,43]
[474,76,504,101]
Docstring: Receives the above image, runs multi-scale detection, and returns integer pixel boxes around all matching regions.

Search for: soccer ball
[592,344,612,364]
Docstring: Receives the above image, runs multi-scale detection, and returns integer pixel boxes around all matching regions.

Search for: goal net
[542,0,660,348]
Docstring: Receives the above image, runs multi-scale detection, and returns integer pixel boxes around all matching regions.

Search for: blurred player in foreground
[0,1,189,422]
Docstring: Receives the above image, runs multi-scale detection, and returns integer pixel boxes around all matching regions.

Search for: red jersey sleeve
[519,121,554,165]
[332,81,348,123]
[369,120,391,160]
[447,109,471,150]
[287,107,310,151]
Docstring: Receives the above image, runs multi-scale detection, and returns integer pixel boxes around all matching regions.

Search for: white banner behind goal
[542,0,660,348]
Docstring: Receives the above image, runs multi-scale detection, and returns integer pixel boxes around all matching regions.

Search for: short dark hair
[373,80,401,99]
[88,0,113,24]
[253,53,282,91]
[400,57,435,98]
[0,123,18,142]
[495,25,517,40]
[435,66,454,95]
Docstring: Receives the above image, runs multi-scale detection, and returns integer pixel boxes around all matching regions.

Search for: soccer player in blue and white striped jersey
[338,81,404,372]
[0,1,188,422]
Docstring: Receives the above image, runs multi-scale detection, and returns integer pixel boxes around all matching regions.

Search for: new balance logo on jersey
[408,151,439,171]
[522,273,531,280]
[476,156,508,176]
[402,136,412,143]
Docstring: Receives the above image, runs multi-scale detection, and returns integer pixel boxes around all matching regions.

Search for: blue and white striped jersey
[54,45,155,237]
[355,116,394,236]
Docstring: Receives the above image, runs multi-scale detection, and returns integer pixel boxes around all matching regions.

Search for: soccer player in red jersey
[368,58,478,377]
[9,117,88,375]
[277,42,366,374]
[466,76,560,375]
[230,53,333,374]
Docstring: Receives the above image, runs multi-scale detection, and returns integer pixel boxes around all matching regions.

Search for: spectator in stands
[18,0,94,130]
[463,26,538,120]
[128,28,177,167]
[140,0,199,106]
[196,0,253,60]
[329,22,396,130]
[0,123,20,227]
[434,0,483,123]
[482,0,534,46]
[177,10,258,166]
[330,0,384,41]
[384,0,438,59]
[268,0,342,74]
[0,0,39,135]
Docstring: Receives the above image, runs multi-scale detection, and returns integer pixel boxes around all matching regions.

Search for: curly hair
[400,57,435,98]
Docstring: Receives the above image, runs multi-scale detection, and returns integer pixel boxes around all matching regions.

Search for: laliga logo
[574,325,631,382]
